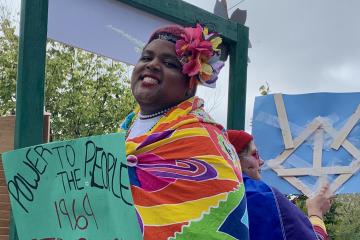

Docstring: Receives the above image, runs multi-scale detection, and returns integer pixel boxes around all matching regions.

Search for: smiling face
[239,141,264,180]
[131,39,190,114]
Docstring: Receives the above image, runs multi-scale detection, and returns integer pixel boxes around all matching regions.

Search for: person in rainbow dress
[120,24,249,240]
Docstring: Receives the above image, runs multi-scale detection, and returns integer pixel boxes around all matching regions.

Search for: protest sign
[252,92,360,196]
[2,132,142,239]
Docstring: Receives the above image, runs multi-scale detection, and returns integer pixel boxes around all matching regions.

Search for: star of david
[267,94,360,197]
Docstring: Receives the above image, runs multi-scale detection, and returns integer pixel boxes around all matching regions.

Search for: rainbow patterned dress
[121,97,249,240]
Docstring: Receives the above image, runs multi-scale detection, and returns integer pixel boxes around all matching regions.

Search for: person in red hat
[227,129,331,240]
[227,130,264,180]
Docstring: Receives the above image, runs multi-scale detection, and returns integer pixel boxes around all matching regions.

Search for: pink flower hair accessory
[175,24,224,88]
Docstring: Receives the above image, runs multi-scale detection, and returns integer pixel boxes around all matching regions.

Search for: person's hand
[306,184,333,219]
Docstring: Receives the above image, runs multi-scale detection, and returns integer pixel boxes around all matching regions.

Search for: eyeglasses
[240,150,261,161]
[251,150,260,160]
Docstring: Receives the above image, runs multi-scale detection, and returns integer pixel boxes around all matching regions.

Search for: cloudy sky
[185,0,360,131]
[4,0,360,131]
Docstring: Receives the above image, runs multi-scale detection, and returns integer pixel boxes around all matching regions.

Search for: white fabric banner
[48,0,174,65]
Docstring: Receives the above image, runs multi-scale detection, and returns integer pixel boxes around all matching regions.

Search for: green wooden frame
[11,0,248,238]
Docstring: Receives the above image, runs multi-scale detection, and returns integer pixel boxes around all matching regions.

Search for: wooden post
[227,24,249,130]
[10,0,49,239]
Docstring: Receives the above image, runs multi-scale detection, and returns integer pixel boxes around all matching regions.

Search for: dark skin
[131,39,192,115]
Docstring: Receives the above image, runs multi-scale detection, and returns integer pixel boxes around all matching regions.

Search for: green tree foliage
[292,193,360,239]
[323,198,340,239]
[0,9,136,140]
[45,42,136,140]
[328,194,360,239]
[0,7,17,115]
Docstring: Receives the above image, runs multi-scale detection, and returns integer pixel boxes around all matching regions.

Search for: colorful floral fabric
[121,97,249,240]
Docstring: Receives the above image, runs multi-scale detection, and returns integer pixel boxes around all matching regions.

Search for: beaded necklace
[125,106,175,139]
[138,106,174,120]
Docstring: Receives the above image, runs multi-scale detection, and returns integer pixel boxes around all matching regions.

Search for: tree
[329,194,360,239]
[322,197,340,239]
[292,192,360,239]
[45,41,136,140]
[0,6,17,115]
[0,7,136,140]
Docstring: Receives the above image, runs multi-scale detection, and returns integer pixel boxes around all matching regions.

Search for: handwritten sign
[1,133,142,240]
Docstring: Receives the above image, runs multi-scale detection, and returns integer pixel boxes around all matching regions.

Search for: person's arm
[306,185,332,240]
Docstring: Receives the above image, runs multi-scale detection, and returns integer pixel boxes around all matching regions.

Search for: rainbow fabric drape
[121,97,249,240]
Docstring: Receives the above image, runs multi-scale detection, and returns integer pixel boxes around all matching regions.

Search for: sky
[3,0,360,131]
[185,0,360,131]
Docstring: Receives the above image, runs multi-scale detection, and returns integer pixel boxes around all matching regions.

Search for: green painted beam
[10,0,49,239]
[227,24,249,130]
[117,0,239,42]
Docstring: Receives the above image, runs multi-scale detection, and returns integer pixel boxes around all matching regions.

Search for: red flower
[175,24,213,77]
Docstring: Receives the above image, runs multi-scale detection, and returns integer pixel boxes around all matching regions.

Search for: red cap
[226,130,253,153]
